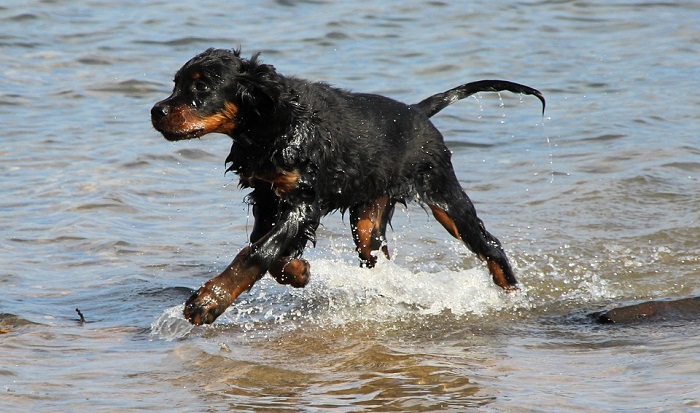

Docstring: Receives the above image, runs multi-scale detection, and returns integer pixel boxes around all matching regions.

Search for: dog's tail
[412,80,545,118]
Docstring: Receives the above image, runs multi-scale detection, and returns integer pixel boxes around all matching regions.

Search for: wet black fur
[152,48,544,308]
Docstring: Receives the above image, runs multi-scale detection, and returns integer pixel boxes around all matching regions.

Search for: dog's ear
[235,53,285,107]
[232,53,312,123]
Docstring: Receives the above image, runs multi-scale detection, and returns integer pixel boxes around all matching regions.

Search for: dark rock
[594,296,700,324]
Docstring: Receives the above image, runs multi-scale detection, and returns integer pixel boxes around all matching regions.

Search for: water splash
[149,257,526,338]
[304,258,515,320]
[150,304,193,341]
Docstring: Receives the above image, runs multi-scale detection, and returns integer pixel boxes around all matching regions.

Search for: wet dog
[151,48,545,325]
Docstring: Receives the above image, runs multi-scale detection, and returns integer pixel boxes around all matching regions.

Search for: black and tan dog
[151,48,544,325]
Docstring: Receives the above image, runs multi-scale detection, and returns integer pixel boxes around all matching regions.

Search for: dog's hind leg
[349,196,395,267]
[427,184,518,291]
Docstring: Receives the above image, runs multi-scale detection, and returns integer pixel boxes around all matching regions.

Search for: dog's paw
[270,257,311,288]
[183,283,232,325]
[285,258,311,288]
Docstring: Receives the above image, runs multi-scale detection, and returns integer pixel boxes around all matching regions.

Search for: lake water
[1,0,699,411]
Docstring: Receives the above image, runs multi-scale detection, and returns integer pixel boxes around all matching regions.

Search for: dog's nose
[151,102,170,121]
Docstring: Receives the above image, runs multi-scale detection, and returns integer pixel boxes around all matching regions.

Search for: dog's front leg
[183,201,320,325]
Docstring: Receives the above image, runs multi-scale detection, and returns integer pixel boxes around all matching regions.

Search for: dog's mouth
[152,120,205,141]
[158,128,205,141]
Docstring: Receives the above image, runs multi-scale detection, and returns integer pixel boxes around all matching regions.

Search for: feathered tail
[412,79,545,118]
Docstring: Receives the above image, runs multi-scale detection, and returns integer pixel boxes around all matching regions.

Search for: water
[1,0,699,411]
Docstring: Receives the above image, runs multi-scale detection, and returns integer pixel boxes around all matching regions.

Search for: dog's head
[151,48,283,141]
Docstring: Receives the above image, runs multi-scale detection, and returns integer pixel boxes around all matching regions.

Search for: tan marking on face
[153,104,206,140]
[153,101,238,140]
[200,102,238,135]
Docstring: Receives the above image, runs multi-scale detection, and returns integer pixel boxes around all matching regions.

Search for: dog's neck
[226,110,312,177]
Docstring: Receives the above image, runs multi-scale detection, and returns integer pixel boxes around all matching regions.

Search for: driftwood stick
[75,308,86,324]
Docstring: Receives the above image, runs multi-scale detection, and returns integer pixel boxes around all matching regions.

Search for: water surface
[1,1,699,411]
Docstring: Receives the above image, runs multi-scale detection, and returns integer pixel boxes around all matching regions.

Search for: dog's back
[283,78,453,210]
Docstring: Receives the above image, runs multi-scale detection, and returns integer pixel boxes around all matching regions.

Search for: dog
[151,48,545,325]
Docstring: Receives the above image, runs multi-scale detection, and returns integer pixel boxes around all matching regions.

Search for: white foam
[305,258,512,319]
[150,257,526,336]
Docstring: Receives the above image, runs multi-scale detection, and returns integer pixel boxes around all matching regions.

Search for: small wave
[88,79,164,96]
[0,313,41,333]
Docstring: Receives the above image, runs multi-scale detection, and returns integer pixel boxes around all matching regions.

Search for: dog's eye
[193,81,209,93]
